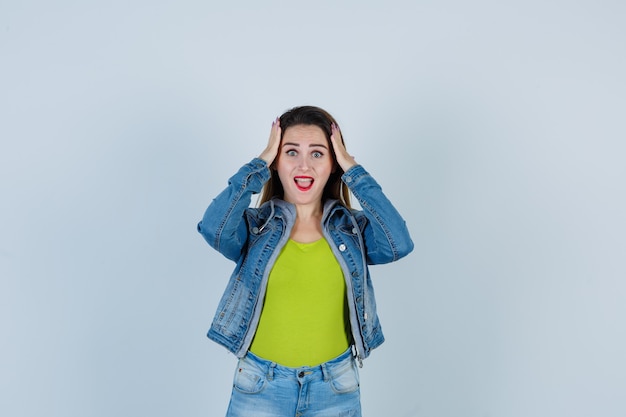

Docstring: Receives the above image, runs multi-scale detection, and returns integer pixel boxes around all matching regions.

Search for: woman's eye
[286,150,297,156]
[312,151,323,158]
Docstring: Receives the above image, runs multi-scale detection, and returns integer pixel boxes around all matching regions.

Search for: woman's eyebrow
[282,142,328,149]
[310,143,329,149]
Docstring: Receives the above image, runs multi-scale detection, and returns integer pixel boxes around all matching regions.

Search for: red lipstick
[294,176,314,191]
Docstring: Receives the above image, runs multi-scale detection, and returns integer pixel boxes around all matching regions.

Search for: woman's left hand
[330,123,357,172]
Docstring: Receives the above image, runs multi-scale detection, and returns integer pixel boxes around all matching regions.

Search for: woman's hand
[330,123,357,172]
[259,118,282,166]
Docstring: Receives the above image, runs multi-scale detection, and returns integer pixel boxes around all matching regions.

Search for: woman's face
[276,124,334,208]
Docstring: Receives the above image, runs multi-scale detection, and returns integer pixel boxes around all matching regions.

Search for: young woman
[197,106,414,417]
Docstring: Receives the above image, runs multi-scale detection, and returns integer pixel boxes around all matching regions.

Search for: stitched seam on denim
[349,187,399,261]
[343,166,400,261]
[213,161,267,254]
[213,168,248,252]
[213,181,247,253]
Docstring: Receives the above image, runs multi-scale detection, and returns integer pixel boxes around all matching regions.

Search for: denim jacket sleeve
[342,164,414,264]
[197,158,270,261]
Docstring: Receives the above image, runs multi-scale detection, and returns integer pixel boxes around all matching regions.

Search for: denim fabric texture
[197,158,414,362]
[226,348,361,417]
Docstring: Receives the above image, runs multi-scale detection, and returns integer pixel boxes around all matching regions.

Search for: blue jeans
[225,348,362,417]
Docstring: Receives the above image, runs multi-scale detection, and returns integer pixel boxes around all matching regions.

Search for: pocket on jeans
[233,358,267,394]
[329,359,360,394]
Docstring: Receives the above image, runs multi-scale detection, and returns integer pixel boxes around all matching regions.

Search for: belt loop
[320,363,330,382]
[267,362,276,381]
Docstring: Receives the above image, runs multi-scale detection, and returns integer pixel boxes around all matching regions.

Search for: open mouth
[294,176,314,191]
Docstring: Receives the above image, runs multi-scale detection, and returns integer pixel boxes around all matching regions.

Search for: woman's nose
[298,156,310,170]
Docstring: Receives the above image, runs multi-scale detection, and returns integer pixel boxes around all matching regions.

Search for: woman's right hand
[259,118,282,166]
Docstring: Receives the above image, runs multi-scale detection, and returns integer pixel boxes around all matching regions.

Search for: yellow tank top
[249,238,350,367]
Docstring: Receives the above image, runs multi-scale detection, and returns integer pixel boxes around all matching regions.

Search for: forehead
[282,124,327,144]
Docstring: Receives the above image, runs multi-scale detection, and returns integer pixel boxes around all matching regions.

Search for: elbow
[197,220,218,249]
[393,225,414,261]
[197,220,242,262]
[395,237,414,260]
[197,220,209,238]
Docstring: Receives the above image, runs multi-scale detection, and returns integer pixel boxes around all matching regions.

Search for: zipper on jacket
[236,206,293,358]
[336,242,366,367]
[322,224,366,366]
[348,214,368,369]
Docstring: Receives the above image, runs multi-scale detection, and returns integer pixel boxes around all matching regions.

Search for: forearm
[343,165,414,263]
[197,158,270,260]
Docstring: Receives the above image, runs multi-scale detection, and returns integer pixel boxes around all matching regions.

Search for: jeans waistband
[244,347,354,381]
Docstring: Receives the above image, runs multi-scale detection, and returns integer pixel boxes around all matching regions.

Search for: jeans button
[298,371,305,378]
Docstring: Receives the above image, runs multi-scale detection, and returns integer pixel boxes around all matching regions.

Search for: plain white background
[1,1,625,416]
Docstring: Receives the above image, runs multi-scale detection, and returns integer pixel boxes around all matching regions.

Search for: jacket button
[345,176,352,183]
[352,227,358,234]
[252,227,259,234]
[352,271,359,277]
[339,244,346,252]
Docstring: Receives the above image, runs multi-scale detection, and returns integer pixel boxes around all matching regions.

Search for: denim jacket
[197,158,413,364]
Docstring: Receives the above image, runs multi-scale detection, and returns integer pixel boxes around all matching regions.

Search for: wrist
[258,151,274,165]
[339,157,357,172]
